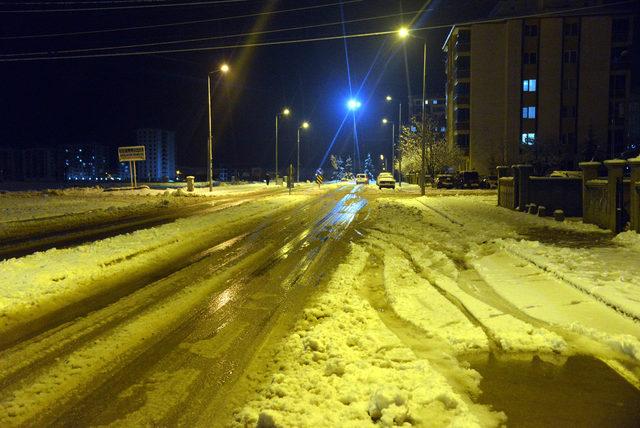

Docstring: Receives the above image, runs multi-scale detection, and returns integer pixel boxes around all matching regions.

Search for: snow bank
[0,194,310,340]
[235,244,504,427]
[612,230,640,252]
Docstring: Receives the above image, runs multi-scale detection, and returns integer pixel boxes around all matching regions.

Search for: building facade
[135,128,176,182]
[62,144,109,181]
[444,5,637,174]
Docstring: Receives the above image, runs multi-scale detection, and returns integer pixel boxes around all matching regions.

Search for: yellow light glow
[283,108,291,116]
[398,27,409,39]
[380,154,384,160]
[382,118,388,124]
[220,63,230,73]
[385,95,392,101]
[302,121,310,129]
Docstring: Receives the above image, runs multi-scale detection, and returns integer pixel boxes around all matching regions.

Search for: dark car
[434,174,455,189]
[455,171,480,189]
[481,175,498,189]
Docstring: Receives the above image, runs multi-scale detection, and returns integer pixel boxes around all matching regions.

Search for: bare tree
[397,117,463,177]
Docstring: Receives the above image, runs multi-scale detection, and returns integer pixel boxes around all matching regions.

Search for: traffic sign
[118,146,146,162]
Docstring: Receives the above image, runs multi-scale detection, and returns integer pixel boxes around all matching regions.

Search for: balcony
[454,94,469,105]
[455,68,470,79]
[455,40,470,53]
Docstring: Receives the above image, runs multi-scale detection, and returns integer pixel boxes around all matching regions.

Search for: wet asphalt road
[0,184,369,427]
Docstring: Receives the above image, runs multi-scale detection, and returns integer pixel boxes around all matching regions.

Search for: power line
[0,30,397,62]
[0,0,259,13]
[1,10,419,57]
[1,1,187,4]
[1,0,362,39]
[0,0,633,62]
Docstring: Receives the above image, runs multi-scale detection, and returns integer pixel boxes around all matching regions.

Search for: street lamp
[398,27,427,196]
[384,95,403,186]
[347,98,362,110]
[382,118,395,176]
[297,121,310,182]
[207,63,230,192]
[275,107,291,182]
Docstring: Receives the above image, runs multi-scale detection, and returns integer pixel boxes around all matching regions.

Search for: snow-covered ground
[0,183,318,246]
[0,187,321,342]
[1,184,638,426]
[233,190,640,426]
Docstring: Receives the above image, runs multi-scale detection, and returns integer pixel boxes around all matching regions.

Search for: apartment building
[136,128,176,182]
[444,2,637,174]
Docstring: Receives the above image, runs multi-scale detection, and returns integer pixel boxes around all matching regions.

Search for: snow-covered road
[1,184,639,427]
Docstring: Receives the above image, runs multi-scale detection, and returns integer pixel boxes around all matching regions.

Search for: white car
[355,173,369,185]
[376,172,396,189]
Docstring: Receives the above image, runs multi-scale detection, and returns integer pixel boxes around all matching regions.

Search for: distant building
[22,148,57,181]
[136,128,176,182]
[62,144,109,181]
[443,1,638,174]
[409,95,447,133]
[0,148,18,181]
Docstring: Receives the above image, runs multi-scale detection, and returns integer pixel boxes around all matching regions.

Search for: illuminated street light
[297,121,310,182]
[382,118,389,124]
[385,95,393,102]
[398,26,427,195]
[347,98,362,110]
[207,63,230,192]
[275,107,292,182]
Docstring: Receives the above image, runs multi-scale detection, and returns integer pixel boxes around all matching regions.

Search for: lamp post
[297,121,310,182]
[382,118,395,177]
[398,27,427,195]
[385,95,403,185]
[207,63,230,192]
[275,107,291,182]
[347,98,362,170]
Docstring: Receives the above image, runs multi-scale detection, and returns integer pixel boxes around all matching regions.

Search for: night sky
[0,0,497,173]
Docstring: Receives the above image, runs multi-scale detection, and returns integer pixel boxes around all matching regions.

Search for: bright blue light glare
[347,99,362,110]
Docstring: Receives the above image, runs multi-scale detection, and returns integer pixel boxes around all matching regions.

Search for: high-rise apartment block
[135,128,176,182]
[444,1,637,174]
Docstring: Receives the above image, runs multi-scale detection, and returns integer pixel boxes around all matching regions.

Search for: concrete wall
[503,20,523,168]
[537,18,563,150]
[470,23,507,175]
[578,16,611,158]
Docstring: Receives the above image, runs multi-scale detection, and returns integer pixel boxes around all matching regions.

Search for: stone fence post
[515,164,533,211]
[629,157,640,233]
[604,159,626,233]
[579,161,600,221]
[496,166,510,206]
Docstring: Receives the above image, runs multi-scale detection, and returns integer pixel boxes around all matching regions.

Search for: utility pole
[420,41,427,196]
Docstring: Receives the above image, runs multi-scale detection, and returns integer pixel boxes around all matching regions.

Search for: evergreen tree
[344,156,353,179]
[363,153,375,179]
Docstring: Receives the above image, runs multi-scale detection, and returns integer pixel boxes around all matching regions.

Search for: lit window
[432,100,438,104]
[522,79,537,92]
[521,133,536,145]
[522,106,536,119]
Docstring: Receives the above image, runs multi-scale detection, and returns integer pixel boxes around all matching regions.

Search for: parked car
[455,171,480,189]
[480,175,498,189]
[434,174,455,189]
[376,172,396,189]
[355,173,369,185]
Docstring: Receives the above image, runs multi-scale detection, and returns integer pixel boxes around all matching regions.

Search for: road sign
[316,173,323,187]
[117,146,145,189]
[118,146,146,162]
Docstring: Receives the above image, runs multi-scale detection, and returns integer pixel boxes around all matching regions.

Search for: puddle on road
[469,354,640,427]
